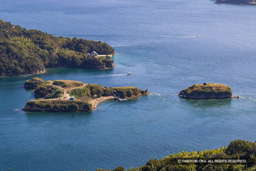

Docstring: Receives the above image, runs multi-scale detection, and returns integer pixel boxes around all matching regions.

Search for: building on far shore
[90,51,99,58]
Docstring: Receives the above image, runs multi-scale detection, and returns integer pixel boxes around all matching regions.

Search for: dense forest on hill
[99,140,256,171]
[0,19,115,76]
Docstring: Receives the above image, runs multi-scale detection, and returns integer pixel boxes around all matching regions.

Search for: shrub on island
[70,85,148,99]
[34,85,63,99]
[179,83,232,99]
[24,77,46,89]
[111,87,141,98]
[71,84,106,98]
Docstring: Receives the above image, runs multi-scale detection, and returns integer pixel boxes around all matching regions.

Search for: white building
[90,51,99,58]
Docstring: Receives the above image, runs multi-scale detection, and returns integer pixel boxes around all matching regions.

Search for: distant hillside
[0,19,115,76]
[216,0,256,5]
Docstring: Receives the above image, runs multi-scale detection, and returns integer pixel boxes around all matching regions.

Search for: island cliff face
[0,19,115,76]
[179,83,232,99]
[216,0,256,5]
[24,100,92,112]
[23,78,149,112]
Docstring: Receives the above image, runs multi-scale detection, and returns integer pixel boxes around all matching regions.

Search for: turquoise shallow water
[1,0,256,170]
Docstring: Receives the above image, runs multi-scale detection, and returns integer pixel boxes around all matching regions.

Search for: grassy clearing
[52,80,84,88]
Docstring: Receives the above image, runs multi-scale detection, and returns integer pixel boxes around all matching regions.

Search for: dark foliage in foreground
[98,140,256,171]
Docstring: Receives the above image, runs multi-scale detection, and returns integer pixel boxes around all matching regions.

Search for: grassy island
[23,78,149,112]
[216,0,256,5]
[99,139,256,171]
[179,83,232,99]
[0,19,115,76]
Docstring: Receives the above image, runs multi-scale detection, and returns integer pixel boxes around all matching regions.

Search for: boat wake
[238,96,256,102]
[113,45,132,47]
[149,93,161,96]
[149,93,179,97]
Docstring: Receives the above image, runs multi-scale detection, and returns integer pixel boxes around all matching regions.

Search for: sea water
[1,0,256,170]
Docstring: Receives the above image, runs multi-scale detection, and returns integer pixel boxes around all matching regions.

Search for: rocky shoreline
[0,69,46,77]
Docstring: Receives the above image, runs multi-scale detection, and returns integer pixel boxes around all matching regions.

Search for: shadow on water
[181,98,232,109]
[24,88,35,94]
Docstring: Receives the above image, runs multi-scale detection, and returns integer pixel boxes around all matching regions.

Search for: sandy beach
[89,96,116,110]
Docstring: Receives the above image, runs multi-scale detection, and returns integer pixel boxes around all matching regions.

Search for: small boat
[127,72,132,75]
[118,98,128,102]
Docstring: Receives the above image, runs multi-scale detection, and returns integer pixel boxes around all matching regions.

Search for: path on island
[63,90,70,100]
[62,84,88,100]
[52,83,88,100]
[47,83,116,110]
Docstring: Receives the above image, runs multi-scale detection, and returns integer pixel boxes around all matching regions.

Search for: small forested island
[0,19,115,76]
[179,83,233,99]
[216,0,256,5]
[23,77,149,112]
[99,139,256,171]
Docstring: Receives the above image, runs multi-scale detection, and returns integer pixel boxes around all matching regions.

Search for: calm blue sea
[1,0,256,170]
